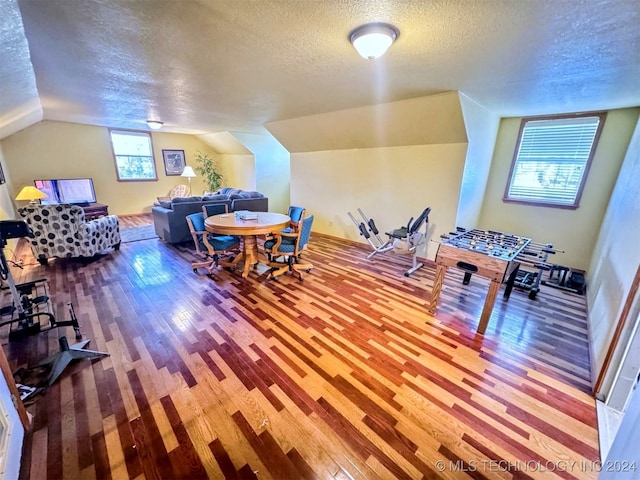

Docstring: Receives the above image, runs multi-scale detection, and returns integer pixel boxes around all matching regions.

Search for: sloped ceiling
[266,91,467,152]
[0,0,41,139]
[1,0,639,143]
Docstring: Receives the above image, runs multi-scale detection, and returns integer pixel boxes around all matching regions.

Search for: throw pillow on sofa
[239,191,263,198]
[229,190,264,199]
[172,196,203,203]
[202,194,230,202]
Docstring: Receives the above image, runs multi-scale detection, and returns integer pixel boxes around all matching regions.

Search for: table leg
[477,279,500,334]
[427,265,447,315]
[241,235,259,278]
[502,261,520,300]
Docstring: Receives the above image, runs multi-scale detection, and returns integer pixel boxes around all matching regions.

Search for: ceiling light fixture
[349,22,399,60]
[147,120,164,130]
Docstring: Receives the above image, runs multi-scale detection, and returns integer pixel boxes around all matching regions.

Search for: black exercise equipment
[0,219,109,386]
[542,264,586,295]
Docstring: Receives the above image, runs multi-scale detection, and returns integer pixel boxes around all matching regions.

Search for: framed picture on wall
[0,163,5,185]
[162,150,186,176]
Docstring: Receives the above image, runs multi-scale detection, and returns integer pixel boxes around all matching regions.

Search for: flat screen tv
[34,178,97,205]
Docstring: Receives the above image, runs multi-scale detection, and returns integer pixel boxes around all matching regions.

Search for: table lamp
[181,165,197,189]
[15,186,47,204]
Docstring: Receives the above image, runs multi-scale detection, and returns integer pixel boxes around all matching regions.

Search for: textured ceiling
[1,0,639,139]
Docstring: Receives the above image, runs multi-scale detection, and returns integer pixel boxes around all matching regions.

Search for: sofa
[152,188,268,243]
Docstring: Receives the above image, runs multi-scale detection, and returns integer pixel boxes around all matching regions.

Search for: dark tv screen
[34,178,97,205]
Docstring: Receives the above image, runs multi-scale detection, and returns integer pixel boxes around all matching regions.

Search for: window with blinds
[503,112,606,208]
[109,130,158,181]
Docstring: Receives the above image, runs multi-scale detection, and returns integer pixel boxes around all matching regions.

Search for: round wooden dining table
[204,212,290,278]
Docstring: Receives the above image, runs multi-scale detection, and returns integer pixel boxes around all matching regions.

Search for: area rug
[120,225,158,243]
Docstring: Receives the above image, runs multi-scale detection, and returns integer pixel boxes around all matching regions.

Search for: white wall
[601,382,640,478]
[457,93,500,228]
[589,117,640,397]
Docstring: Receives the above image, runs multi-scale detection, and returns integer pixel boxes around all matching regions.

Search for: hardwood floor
[2,214,599,479]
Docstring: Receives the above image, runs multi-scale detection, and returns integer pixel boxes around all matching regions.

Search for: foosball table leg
[428,265,447,315]
[502,265,520,300]
[478,280,501,334]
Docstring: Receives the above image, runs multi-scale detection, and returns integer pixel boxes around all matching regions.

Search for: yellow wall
[218,153,255,192]
[0,121,224,215]
[0,146,19,252]
[290,143,467,260]
[478,107,640,270]
[267,92,467,152]
[271,91,469,261]
[229,132,291,215]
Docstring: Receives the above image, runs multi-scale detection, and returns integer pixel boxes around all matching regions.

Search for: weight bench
[348,208,393,259]
[383,207,431,276]
[348,207,431,277]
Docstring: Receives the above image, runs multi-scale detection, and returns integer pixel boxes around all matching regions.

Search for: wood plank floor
[2,214,599,479]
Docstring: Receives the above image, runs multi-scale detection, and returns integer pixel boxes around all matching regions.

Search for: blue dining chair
[186,212,240,277]
[283,206,306,233]
[264,214,314,280]
[264,205,305,249]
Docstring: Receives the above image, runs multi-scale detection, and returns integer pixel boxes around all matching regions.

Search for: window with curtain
[503,112,606,208]
[109,130,158,181]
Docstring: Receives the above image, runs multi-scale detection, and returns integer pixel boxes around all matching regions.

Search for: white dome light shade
[147,120,163,130]
[349,23,399,60]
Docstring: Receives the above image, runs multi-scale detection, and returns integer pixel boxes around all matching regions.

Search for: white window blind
[505,115,603,207]
[110,130,158,181]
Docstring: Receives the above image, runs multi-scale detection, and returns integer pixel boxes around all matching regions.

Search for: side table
[81,203,109,220]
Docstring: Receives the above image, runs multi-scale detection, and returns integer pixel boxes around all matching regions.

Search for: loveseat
[152,188,268,243]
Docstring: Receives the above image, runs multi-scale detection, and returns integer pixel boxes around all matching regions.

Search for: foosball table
[427,228,532,334]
